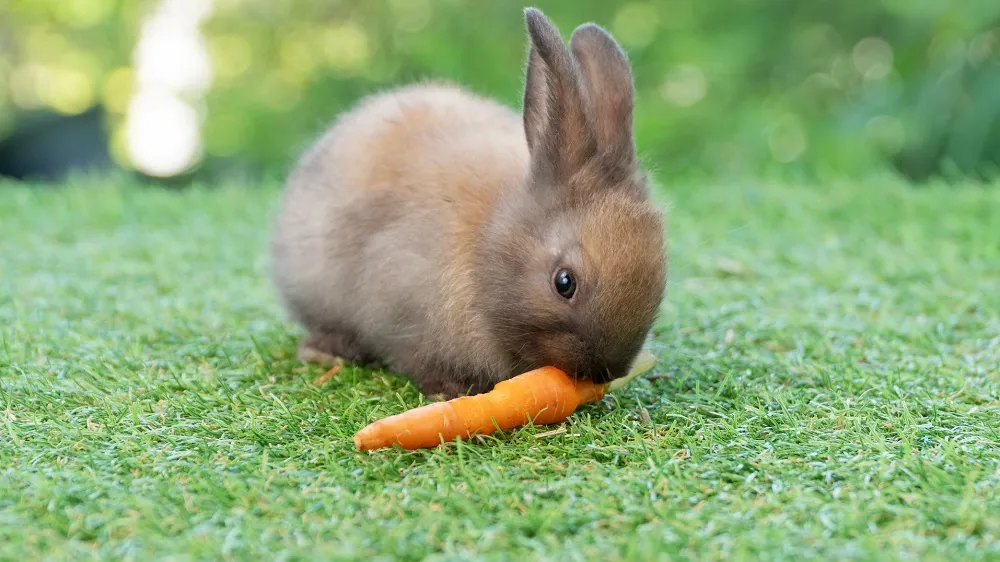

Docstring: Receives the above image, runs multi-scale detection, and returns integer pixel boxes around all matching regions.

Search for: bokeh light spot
[661,64,707,107]
[48,67,96,115]
[103,67,135,115]
[10,64,50,110]
[208,34,253,82]
[62,0,116,29]
[852,37,893,80]
[280,30,320,81]
[321,23,372,73]
[801,72,841,95]
[767,114,807,163]
[24,26,71,64]
[612,3,661,49]
[124,0,214,177]
[134,22,213,94]
[125,90,203,177]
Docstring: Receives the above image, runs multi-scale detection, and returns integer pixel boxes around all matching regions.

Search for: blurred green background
[2,0,1000,184]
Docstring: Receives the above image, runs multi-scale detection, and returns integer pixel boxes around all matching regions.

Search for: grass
[1,173,998,561]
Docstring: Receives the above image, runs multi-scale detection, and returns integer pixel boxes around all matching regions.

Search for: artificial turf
[1,174,998,560]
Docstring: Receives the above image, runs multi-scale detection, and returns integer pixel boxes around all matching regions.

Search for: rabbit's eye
[553,269,576,299]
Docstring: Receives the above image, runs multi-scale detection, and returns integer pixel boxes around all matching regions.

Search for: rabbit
[270,7,668,400]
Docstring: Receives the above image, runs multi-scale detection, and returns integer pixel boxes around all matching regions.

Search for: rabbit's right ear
[570,23,636,168]
[522,8,596,182]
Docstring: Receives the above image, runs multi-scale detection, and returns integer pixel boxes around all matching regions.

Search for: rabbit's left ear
[570,23,636,167]
[522,8,597,183]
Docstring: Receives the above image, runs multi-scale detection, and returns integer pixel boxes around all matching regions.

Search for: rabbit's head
[474,8,667,384]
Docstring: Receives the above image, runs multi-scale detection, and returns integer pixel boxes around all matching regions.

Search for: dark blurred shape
[0,107,113,182]
[893,59,1000,182]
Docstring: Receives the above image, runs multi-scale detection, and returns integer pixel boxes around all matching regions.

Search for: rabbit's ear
[522,8,596,181]
[522,40,550,155]
[569,23,636,167]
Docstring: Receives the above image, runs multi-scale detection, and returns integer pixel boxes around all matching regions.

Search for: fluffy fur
[270,8,668,399]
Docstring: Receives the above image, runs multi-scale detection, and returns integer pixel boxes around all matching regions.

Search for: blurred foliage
[3,0,1000,182]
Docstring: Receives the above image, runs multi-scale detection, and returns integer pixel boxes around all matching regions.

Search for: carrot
[353,350,657,451]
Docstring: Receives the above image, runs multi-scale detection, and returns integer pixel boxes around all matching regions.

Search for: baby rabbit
[271,7,667,399]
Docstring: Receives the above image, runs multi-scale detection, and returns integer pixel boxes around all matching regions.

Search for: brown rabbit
[270,7,667,399]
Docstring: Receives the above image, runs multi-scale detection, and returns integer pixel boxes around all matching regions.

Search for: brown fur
[270,8,668,398]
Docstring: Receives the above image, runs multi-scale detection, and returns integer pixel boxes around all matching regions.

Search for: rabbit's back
[271,82,530,381]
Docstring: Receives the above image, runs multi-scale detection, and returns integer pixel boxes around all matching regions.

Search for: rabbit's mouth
[531,332,632,384]
[573,358,630,385]
[550,351,627,384]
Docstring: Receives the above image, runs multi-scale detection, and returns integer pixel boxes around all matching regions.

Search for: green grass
[1,174,998,561]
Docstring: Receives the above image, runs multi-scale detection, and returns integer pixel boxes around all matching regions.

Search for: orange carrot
[353,351,657,451]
